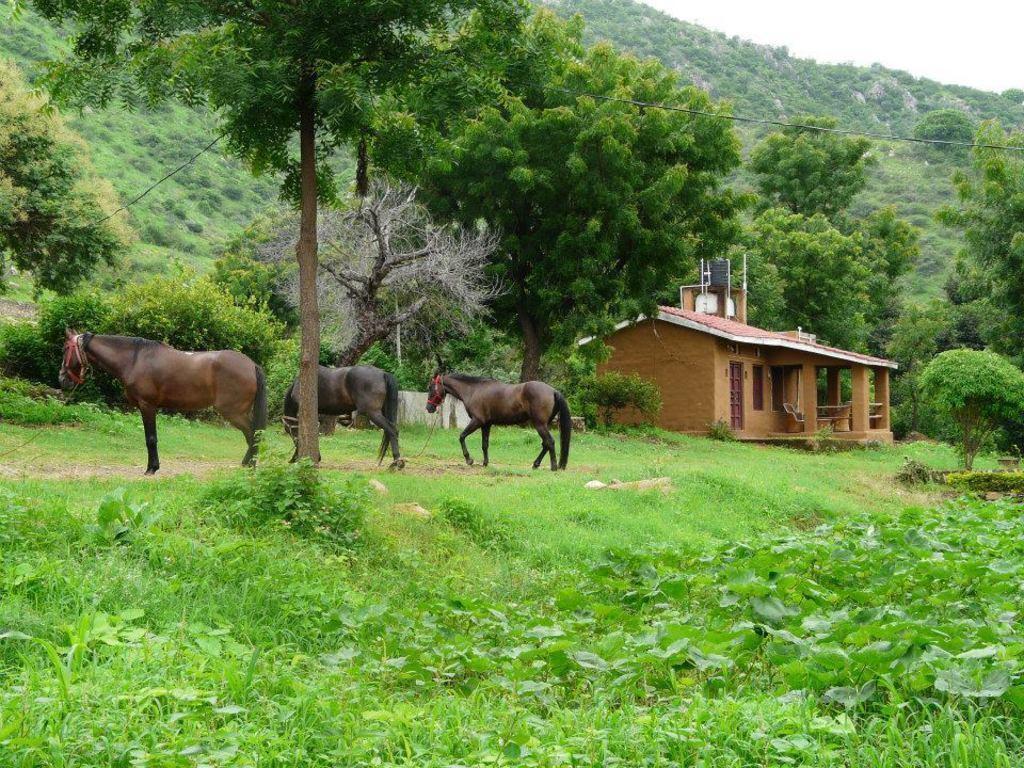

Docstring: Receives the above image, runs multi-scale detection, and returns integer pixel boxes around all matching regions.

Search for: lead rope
[410,413,440,459]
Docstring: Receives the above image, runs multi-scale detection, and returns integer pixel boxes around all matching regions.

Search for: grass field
[0,406,1021,766]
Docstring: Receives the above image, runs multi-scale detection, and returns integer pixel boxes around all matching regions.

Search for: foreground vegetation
[1,403,1021,766]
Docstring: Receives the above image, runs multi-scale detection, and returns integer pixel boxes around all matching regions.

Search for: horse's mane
[446,372,496,384]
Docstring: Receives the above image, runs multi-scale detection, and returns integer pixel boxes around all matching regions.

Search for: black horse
[284,365,403,468]
[426,367,571,471]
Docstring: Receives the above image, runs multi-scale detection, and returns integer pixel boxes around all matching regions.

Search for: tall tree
[750,116,873,220]
[939,121,1024,361]
[30,0,522,460]
[0,59,126,294]
[422,12,742,381]
[746,208,869,350]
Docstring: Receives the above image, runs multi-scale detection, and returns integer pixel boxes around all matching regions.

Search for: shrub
[581,372,662,427]
[107,273,283,366]
[199,459,368,547]
[0,322,53,383]
[211,251,297,328]
[920,349,1024,470]
[945,471,1024,495]
[896,457,937,485]
[0,376,111,426]
[706,419,736,441]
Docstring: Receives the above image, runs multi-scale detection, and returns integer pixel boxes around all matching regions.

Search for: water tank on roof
[709,259,731,287]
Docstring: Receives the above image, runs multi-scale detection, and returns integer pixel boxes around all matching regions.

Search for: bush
[945,471,1024,494]
[580,372,662,427]
[0,322,53,383]
[706,419,736,441]
[0,376,112,426]
[211,251,297,328]
[896,457,937,485]
[920,349,1024,470]
[199,459,368,547]
[106,273,282,366]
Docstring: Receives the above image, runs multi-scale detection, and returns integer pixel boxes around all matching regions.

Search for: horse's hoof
[145,469,158,476]
[466,458,474,466]
[389,459,406,471]
[532,463,540,470]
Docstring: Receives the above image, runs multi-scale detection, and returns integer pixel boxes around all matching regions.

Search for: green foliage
[211,251,296,328]
[750,116,874,219]
[422,11,742,377]
[200,459,368,547]
[887,301,950,437]
[706,419,736,442]
[913,109,976,155]
[580,371,662,427]
[920,349,1024,469]
[106,272,282,366]
[0,321,51,382]
[439,497,510,550]
[0,58,127,293]
[946,471,1024,494]
[746,208,869,349]
[0,375,111,425]
[940,122,1024,358]
[92,487,162,544]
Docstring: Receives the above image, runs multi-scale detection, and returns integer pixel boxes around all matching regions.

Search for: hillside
[551,0,1024,298]
[5,2,1023,298]
[0,8,281,281]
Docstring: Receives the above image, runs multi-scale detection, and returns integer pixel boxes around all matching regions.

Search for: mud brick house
[583,259,896,443]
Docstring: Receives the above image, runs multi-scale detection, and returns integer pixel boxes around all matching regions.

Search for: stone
[368,479,388,495]
[584,480,607,490]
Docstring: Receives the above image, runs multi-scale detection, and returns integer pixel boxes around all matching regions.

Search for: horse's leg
[533,421,557,471]
[221,408,258,467]
[532,443,549,470]
[481,424,491,467]
[140,404,160,475]
[459,419,482,466]
[365,410,404,470]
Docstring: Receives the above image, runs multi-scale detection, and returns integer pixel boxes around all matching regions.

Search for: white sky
[637,0,1023,94]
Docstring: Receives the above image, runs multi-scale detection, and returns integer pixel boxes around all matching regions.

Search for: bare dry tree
[262,181,499,366]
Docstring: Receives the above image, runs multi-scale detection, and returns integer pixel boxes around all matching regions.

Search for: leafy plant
[946,471,1024,494]
[200,458,369,547]
[92,487,162,543]
[581,371,662,427]
[706,419,736,442]
[920,349,1024,469]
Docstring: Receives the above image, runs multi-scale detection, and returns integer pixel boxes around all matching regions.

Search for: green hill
[5,1,1023,298]
[0,8,281,281]
[551,0,1024,299]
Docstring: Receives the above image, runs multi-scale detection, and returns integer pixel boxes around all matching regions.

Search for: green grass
[2,405,1021,766]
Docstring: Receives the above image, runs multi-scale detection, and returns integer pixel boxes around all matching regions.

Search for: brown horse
[426,370,571,470]
[59,329,267,474]
[282,365,403,468]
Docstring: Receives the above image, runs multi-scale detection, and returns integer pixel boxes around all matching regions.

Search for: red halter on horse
[61,332,93,387]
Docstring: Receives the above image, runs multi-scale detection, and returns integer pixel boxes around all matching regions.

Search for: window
[771,366,785,412]
[753,365,764,411]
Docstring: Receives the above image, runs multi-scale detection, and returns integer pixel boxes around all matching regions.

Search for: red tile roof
[657,306,896,368]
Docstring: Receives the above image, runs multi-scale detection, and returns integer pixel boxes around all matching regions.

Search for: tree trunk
[295,85,321,463]
[517,297,542,382]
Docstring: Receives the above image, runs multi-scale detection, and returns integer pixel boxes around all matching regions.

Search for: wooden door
[729,362,744,430]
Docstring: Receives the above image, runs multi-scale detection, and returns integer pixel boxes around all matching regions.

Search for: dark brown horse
[283,365,403,468]
[59,329,267,474]
[426,370,571,470]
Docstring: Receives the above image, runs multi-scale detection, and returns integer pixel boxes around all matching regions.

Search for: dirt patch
[0,458,222,480]
[0,298,37,320]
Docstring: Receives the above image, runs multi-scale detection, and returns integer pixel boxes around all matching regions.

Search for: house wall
[597,319,717,432]
[598,319,894,443]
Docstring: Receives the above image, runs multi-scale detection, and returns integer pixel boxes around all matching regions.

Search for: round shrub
[211,252,297,328]
[920,349,1024,470]
[580,371,662,427]
[107,274,283,366]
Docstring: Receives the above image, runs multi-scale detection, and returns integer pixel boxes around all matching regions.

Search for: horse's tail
[252,364,268,435]
[554,390,571,470]
[377,371,399,465]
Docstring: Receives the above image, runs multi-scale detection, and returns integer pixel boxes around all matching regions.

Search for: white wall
[397,391,469,429]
